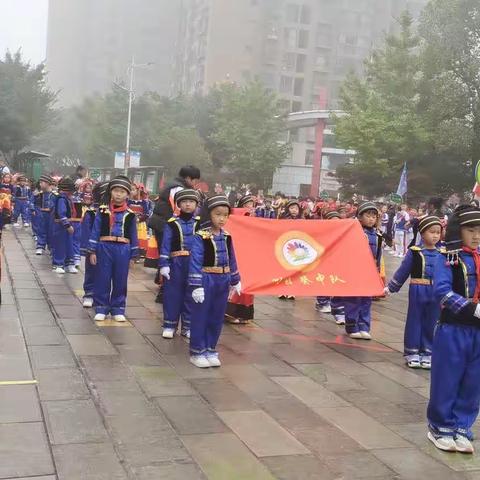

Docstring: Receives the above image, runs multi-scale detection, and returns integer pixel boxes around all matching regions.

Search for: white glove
[160,266,170,280]
[192,288,205,304]
[383,286,392,296]
[231,282,242,296]
[474,304,480,319]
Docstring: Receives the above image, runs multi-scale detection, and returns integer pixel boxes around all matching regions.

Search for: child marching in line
[226,194,256,324]
[0,173,14,196]
[315,211,345,325]
[51,177,77,274]
[80,182,108,308]
[344,201,383,340]
[255,197,276,219]
[159,189,200,339]
[12,175,31,227]
[385,216,442,369]
[427,205,480,454]
[188,195,241,368]
[89,176,138,322]
[33,175,55,255]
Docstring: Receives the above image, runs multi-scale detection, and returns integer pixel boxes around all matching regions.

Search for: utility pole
[124,56,135,176]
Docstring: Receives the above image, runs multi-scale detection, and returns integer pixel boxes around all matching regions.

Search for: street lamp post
[122,57,154,176]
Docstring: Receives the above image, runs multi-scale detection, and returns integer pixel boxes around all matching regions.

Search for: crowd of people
[0,164,480,454]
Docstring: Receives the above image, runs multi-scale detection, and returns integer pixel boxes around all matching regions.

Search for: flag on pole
[396,163,408,198]
[473,161,480,197]
[226,216,384,296]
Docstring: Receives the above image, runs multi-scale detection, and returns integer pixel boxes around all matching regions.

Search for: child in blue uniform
[188,195,241,368]
[256,197,276,219]
[159,189,200,339]
[89,176,138,322]
[12,175,31,227]
[315,210,345,324]
[51,177,77,274]
[344,201,383,340]
[427,205,480,454]
[32,175,55,256]
[81,182,108,308]
[385,215,442,368]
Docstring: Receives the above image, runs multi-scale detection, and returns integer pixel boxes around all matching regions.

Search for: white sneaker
[206,354,221,367]
[406,355,421,369]
[316,304,332,313]
[421,357,431,370]
[182,330,191,339]
[13,223,20,227]
[113,315,127,322]
[94,313,106,322]
[349,332,363,339]
[65,265,78,274]
[162,328,175,339]
[82,297,93,308]
[455,435,474,454]
[23,223,30,227]
[335,315,346,325]
[360,331,372,340]
[190,355,210,368]
[53,266,65,274]
[427,431,457,452]
[35,248,43,255]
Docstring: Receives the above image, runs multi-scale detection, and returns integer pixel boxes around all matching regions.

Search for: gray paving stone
[156,396,228,435]
[67,334,117,355]
[262,455,338,480]
[36,368,90,401]
[132,366,196,397]
[101,327,146,345]
[0,422,54,478]
[53,443,127,479]
[30,345,76,370]
[0,385,42,423]
[43,399,109,444]
[24,326,66,345]
[133,464,206,480]
[116,344,166,366]
[59,317,98,334]
[47,294,80,305]
[11,280,38,289]
[0,355,33,382]
[80,355,133,381]
[20,311,56,327]
[323,450,396,479]
[54,305,90,319]
[130,319,164,335]
[15,289,44,299]
[19,299,50,312]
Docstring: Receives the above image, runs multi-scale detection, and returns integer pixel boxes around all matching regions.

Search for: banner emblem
[275,231,324,271]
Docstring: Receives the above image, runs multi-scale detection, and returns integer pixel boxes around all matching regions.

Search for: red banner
[226,216,384,296]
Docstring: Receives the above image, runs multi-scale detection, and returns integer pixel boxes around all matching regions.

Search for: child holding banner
[344,201,383,340]
[384,215,442,369]
[188,195,241,368]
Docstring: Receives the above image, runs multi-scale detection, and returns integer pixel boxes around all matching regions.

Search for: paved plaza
[2,228,480,479]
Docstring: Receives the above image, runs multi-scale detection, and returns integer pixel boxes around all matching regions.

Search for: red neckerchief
[462,246,480,303]
[109,201,128,229]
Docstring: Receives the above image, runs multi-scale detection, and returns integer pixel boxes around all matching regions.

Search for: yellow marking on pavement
[95,319,133,327]
[0,380,38,386]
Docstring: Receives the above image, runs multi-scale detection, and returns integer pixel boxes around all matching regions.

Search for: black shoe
[155,291,163,304]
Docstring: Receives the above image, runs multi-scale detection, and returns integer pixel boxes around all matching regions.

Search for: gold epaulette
[195,216,201,220]
[409,246,421,251]
[168,217,177,223]
[197,229,212,239]
[439,247,447,255]
[99,204,109,213]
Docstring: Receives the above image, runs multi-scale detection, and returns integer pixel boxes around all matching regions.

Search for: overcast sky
[0,0,48,64]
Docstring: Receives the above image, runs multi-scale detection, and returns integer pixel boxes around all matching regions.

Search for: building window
[298,30,309,49]
[315,52,328,70]
[292,100,303,112]
[294,77,304,96]
[284,28,297,49]
[316,24,332,47]
[305,149,315,166]
[296,54,306,73]
[300,5,311,24]
[280,75,293,93]
[282,52,296,70]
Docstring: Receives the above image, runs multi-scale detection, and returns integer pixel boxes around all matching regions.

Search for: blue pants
[331,297,345,317]
[316,296,330,307]
[31,209,39,237]
[163,257,194,333]
[83,256,96,298]
[13,199,30,224]
[94,242,130,315]
[36,211,52,250]
[404,285,439,358]
[427,323,480,439]
[72,223,82,264]
[344,297,372,333]
[190,273,230,356]
[51,224,74,267]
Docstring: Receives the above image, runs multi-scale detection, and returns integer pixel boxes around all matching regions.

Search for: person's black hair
[179,165,201,180]
[428,197,443,211]
[76,165,86,173]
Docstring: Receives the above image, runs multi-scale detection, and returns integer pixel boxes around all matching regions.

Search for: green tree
[208,81,290,189]
[0,51,56,168]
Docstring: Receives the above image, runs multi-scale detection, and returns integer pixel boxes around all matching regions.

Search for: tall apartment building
[47,0,181,106]
[176,0,427,196]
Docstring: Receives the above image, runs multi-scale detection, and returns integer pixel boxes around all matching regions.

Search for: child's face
[422,225,441,247]
[243,201,255,210]
[210,206,230,229]
[39,181,50,191]
[400,204,407,211]
[131,186,138,197]
[461,226,480,250]
[381,205,387,213]
[179,199,197,214]
[359,211,378,228]
[19,180,26,186]
[111,187,129,205]
[84,196,93,206]
[339,210,347,219]
[289,205,300,216]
